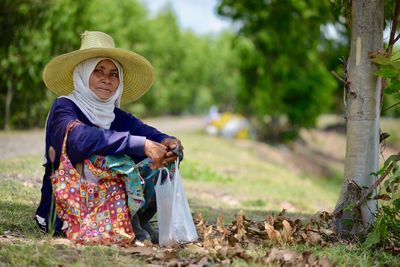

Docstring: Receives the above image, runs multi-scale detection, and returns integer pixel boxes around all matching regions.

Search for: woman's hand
[144,140,168,169]
[161,138,184,164]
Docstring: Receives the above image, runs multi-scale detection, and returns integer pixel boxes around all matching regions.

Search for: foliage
[0,0,91,129]
[0,0,50,129]
[371,52,400,115]
[217,0,340,140]
[363,154,400,251]
[366,47,400,251]
[0,0,240,129]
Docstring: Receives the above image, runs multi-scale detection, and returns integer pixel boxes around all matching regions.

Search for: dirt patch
[0,130,44,160]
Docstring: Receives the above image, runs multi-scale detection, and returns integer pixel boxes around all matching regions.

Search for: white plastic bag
[155,167,174,246]
[155,161,198,246]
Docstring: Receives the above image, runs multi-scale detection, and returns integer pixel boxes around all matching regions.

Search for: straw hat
[43,31,154,104]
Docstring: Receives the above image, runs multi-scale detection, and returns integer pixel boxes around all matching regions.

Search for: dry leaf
[49,238,72,246]
[265,222,282,244]
[186,243,210,255]
[202,225,214,248]
[216,213,228,235]
[217,246,229,258]
[194,256,209,266]
[234,243,245,258]
[282,220,293,242]
[195,213,207,235]
[319,256,332,267]
[267,247,300,263]
[374,194,391,201]
[234,211,247,241]
[321,228,335,236]
[307,231,322,245]
[220,258,231,265]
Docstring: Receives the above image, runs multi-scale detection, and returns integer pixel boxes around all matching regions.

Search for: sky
[141,0,232,35]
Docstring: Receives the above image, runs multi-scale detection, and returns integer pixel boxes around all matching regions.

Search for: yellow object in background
[206,111,251,140]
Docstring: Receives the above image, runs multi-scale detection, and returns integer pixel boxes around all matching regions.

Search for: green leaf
[390,60,400,70]
[363,230,381,248]
[375,68,399,78]
[342,218,353,226]
[393,199,400,209]
[371,55,391,65]
[343,202,356,212]
[382,155,400,172]
[385,81,400,94]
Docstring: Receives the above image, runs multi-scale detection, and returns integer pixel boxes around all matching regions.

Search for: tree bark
[334,0,384,236]
[4,78,14,130]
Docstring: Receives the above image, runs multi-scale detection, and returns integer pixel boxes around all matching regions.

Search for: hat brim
[43,48,154,104]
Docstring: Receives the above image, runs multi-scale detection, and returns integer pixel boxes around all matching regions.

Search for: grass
[0,242,142,267]
[0,125,400,266]
[180,132,340,213]
[381,117,400,149]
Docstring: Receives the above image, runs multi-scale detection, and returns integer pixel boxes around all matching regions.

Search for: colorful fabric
[37,97,172,235]
[51,120,175,245]
[93,155,176,218]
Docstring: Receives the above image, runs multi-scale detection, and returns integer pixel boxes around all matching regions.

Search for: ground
[0,115,399,266]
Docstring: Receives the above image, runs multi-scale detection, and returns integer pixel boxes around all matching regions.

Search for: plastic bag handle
[156,167,171,186]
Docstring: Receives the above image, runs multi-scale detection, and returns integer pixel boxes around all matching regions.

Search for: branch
[332,156,397,217]
[387,0,400,54]
[354,162,394,209]
[383,100,400,113]
[394,33,400,44]
[331,70,347,84]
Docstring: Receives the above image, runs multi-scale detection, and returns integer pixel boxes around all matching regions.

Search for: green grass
[0,154,43,186]
[0,128,400,266]
[0,243,143,267]
[381,117,400,149]
[290,243,400,267]
[180,132,340,213]
[0,179,41,237]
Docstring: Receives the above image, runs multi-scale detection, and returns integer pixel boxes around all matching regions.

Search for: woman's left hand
[161,138,184,164]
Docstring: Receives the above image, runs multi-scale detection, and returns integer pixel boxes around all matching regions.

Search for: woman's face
[89,59,120,100]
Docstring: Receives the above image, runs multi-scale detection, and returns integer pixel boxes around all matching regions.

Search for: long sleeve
[48,98,147,165]
[37,97,173,234]
[114,109,173,143]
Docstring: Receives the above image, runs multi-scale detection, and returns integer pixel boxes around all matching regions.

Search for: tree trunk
[4,78,14,130]
[334,0,384,237]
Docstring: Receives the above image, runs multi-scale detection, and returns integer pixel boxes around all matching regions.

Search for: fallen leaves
[158,209,336,266]
[258,248,331,267]
[1,209,337,266]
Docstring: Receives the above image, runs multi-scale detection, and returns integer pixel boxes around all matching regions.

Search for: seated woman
[35,31,183,244]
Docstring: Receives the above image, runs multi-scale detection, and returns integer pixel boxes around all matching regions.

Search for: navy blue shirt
[35,97,172,234]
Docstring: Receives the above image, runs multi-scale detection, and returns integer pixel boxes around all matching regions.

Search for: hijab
[65,57,124,129]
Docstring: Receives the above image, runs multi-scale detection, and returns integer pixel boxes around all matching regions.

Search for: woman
[35,31,183,244]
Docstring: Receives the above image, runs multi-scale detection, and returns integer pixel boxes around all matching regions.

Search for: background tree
[217,0,339,140]
[0,0,240,128]
[0,0,50,129]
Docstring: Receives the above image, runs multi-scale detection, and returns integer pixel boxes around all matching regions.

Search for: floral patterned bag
[50,121,134,245]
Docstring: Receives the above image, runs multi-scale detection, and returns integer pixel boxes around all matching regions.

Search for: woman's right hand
[144,139,168,169]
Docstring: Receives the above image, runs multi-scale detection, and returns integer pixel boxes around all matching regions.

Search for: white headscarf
[65,57,124,129]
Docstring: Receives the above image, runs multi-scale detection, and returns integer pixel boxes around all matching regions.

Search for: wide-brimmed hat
[43,31,154,103]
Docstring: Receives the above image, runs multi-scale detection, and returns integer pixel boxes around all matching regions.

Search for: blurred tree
[217,0,339,140]
[0,0,49,129]
[1,0,240,128]
[0,0,91,129]
[127,6,240,117]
